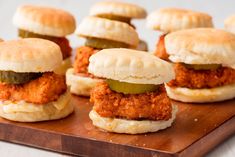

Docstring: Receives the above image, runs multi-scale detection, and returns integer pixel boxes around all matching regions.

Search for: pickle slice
[85,38,129,49]
[107,79,159,94]
[97,14,131,24]
[0,71,43,84]
[183,64,221,70]
[18,29,56,40]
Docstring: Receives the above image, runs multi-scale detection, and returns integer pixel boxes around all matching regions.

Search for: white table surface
[0,0,235,156]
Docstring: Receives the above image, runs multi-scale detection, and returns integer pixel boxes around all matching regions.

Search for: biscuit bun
[66,68,103,96]
[165,84,235,103]
[54,57,72,75]
[13,5,76,37]
[89,1,146,19]
[147,8,213,33]
[88,48,174,85]
[76,17,139,47]
[165,28,235,69]
[224,15,235,33]
[89,105,177,134]
[136,40,148,51]
[0,90,73,122]
[0,38,62,72]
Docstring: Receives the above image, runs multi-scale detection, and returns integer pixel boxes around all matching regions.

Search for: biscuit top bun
[13,5,76,37]
[88,48,175,84]
[147,8,213,33]
[76,17,139,47]
[224,15,235,33]
[165,28,235,69]
[0,38,62,72]
[89,1,147,19]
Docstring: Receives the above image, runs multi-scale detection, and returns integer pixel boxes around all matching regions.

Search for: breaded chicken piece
[73,46,99,76]
[51,37,71,59]
[0,73,67,104]
[154,34,169,61]
[90,82,172,121]
[168,63,235,89]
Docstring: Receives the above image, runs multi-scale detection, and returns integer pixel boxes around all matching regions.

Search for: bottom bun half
[0,91,74,122]
[66,68,103,96]
[89,105,177,134]
[165,83,235,103]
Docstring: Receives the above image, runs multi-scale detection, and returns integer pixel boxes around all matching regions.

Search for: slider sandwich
[88,48,177,134]
[0,38,73,122]
[165,28,235,103]
[146,8,213,60]
[90,1,148,51]
[13,5,76,74]
[66,17,139,96]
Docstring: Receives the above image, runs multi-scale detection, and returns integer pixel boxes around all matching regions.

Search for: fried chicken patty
[168,63,235,89]
[154,34,169,61]
[0,73,67,104]
[73,46,99,77]
[51,37,72,60]
[90,82,172,121]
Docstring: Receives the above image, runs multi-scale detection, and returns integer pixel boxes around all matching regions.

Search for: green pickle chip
[98,14,131,23]
[107,79,159,94]
[183,64,221,70]
[18,29,55,40]
[85,38,129,49]
[0,71,42,84]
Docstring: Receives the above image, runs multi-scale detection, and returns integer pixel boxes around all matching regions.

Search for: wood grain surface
[0,95,234,157]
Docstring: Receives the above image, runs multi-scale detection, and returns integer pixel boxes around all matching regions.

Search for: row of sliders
[0,1,234,135]
[0,38,176,134]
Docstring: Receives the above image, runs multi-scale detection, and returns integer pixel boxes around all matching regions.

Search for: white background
[0,0,235,156]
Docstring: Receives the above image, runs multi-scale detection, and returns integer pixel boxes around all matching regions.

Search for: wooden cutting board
[0,95,234,157]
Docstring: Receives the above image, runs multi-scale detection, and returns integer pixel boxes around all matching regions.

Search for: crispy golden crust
[90,82,172,121]
[168,63,235,89]
[73,46,99,77]
[154,34,169,61]
[0,73,67,104]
